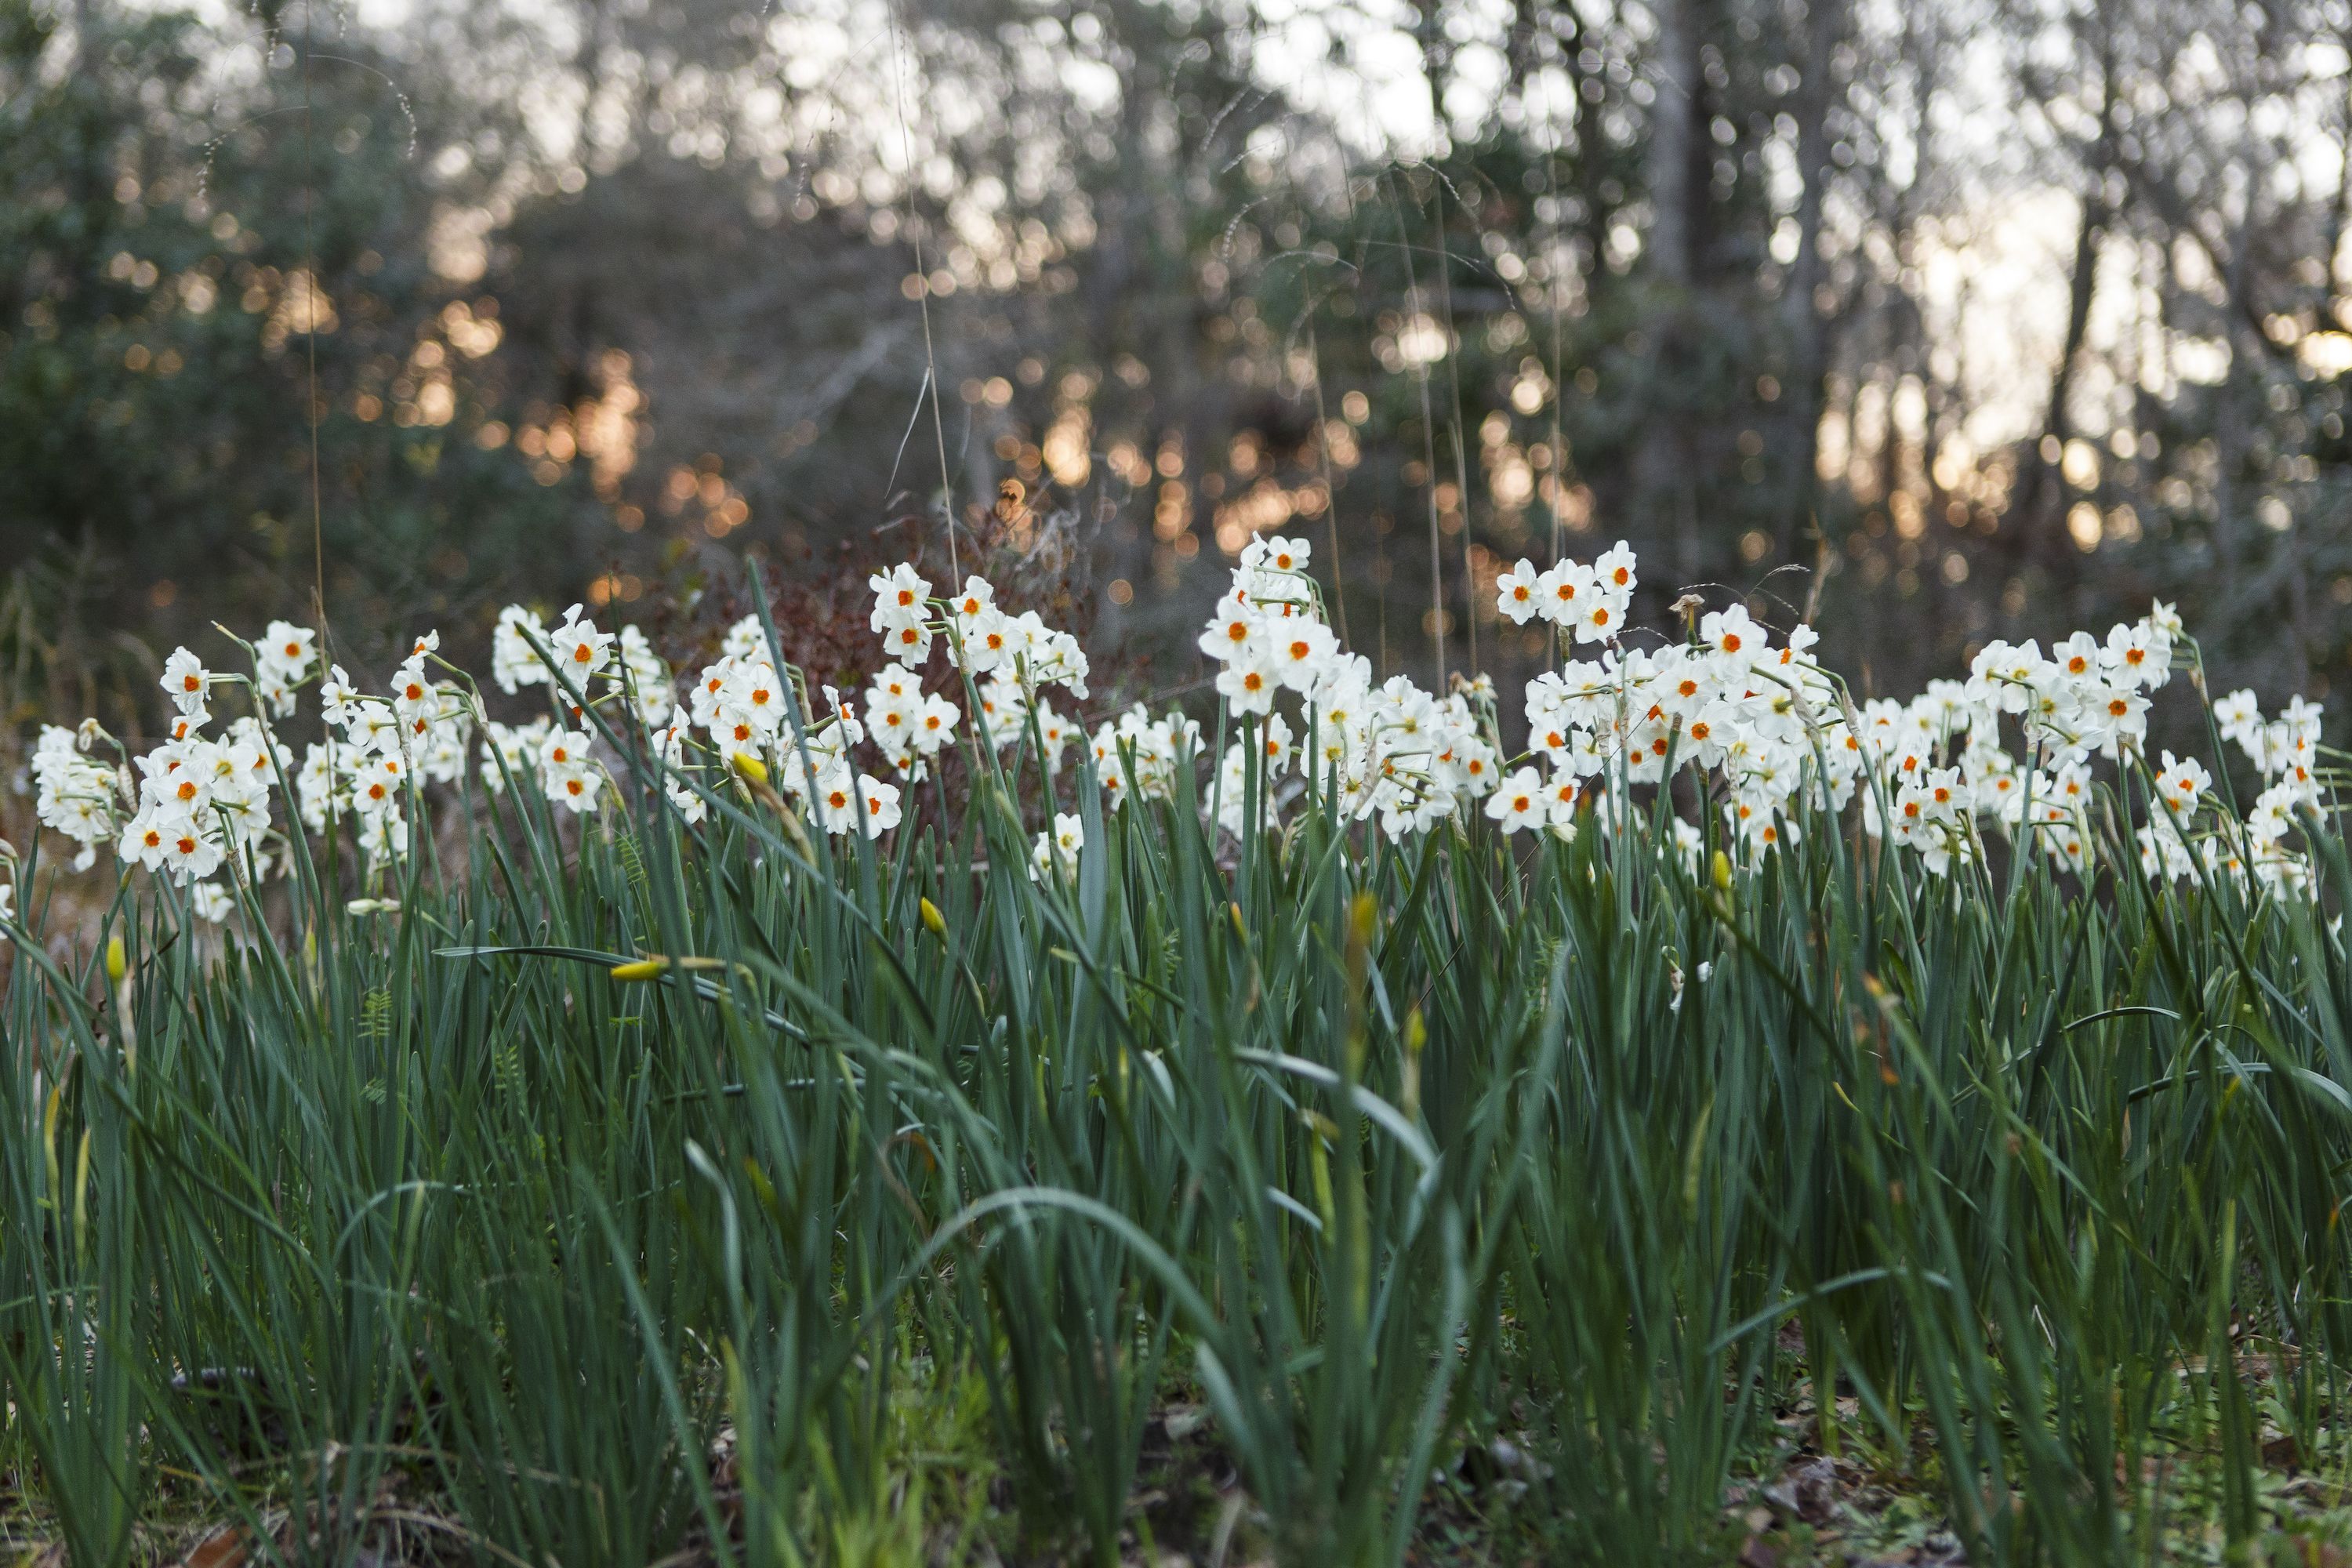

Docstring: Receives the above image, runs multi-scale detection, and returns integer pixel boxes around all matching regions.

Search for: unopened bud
[919,897,948,939]
[105,934,125,984]
[609,956,670,982]
[731,750,770,785]
[1711,849,1733,893]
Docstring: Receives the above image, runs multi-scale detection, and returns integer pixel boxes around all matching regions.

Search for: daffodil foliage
[4,542,2351,1566]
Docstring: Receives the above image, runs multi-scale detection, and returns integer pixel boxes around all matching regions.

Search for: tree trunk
[1634,0,1706,583]
[2022,4,2115,581]
[1777,0,1846,561]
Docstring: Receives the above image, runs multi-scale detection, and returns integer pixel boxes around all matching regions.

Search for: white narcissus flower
[642,722,706,825]
[1544,771,1583,837]
[1197,593,1265,664]
[946,577,1012,675]
[721,614,768,662]
[1256,711,1295,776]
[973,674,1027,748]
[256,621,318,713]
[869,563,931,630]
[351,746,407,818]
[1573,595,1623,645]
[118,805,173,870]
[1033,702,1073,775]
[880,615,934,668]
[548,604,615,687]
[2051,630,2102,684]
[2153,751,2209,818]
[391,655,436,722]
[719,661,789,741]
[2138,820,2194,882]
[1214,644,1282,716]
[1030,811,1084,879]
[857,775,902,837]
[865,677,918,760]
[1485,767,1545,833]
[948,575,996,624]
[1536,560,1593,626]
[162,648,212,714]
[318,665,365,727]
[954,608,1011,676]
[358,808,409,869]
[1699,607,1762,662]
[869,564,934,667]
[610,626,673,726]
[158,819,224,884]
[492,604,550,694]
[1495,558,1542,624]
[1269,619,1338,695]
[1259,535,1308,573]
[539,728,600,813]
[909,692,960,756]
[811,762,862,836]
[547,766,602,814]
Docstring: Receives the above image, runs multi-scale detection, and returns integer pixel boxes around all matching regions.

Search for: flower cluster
[255,620,319,717]
[1189,535,1500,837]
[677,615,893,839]
[1031,811,1083,882]
[493,604,671,726]
[25,604,682,920]
[858,566,1088,786]
[1166,529,2332,895]
[14,528,2338,921]
[1494,544,1640,644]
[108,648,295,891]
[1091,704,1205,811]
[33,724,122,872]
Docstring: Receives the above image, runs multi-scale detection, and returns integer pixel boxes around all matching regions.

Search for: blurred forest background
[8,0,2352,734]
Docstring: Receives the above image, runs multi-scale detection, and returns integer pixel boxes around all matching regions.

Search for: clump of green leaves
[2,597,2350,1568]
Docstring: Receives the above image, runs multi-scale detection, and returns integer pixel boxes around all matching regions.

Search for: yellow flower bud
[105,934,126,985]
[1711,849,1733,894]
[731,750,770,785]
[920,897,947,938]
[609,956,670,982]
